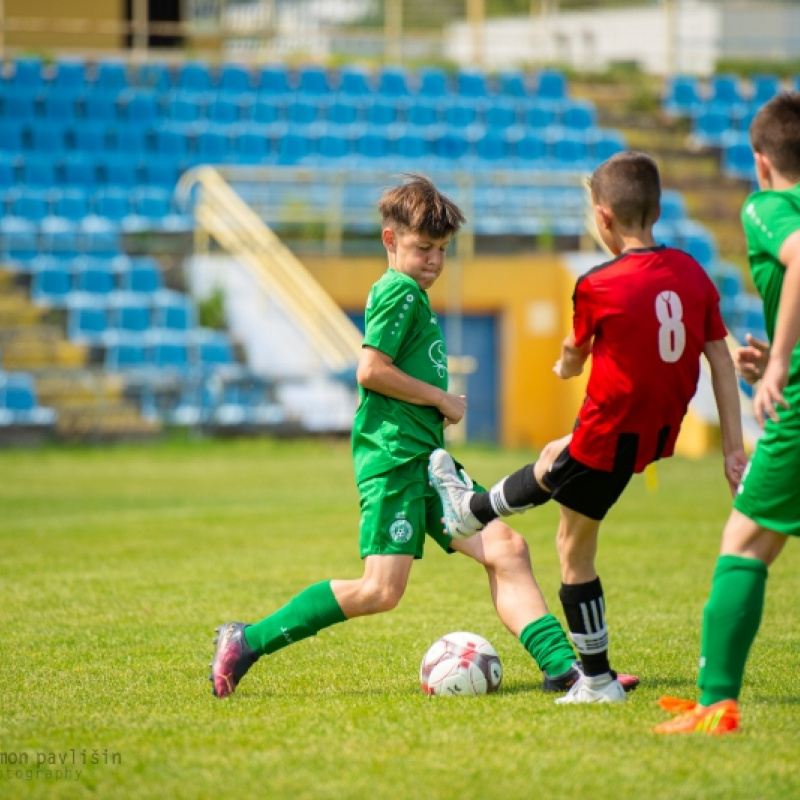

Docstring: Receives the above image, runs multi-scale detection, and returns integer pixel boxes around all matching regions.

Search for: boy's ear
[594,204,613,231]
[754,151,772,187]
[382,227,396,252]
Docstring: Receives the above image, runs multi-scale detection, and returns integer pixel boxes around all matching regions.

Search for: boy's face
[382,227,452,290]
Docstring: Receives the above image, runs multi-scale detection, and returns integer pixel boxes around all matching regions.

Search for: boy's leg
[451,520,577,681]
[554,505,625,704]
[211,554,414,698]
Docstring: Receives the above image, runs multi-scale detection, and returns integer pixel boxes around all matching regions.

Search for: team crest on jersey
[428,340,447,377]
[389,512,413,543]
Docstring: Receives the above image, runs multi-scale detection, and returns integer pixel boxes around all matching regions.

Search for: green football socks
[244,580,348,656]
[698,555,768,706]
[520,613,577,677]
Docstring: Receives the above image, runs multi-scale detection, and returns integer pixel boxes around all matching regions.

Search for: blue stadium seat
[474,130,508,162]
[100,155,141,189]
[432,129,469,160]
[551,131,590,168]
[193,125,232,164]
[693,108,732,147]
[0,217,39,266]
[497,70,528,98]
[443,101,478,128]
[104,332,149,373]
[61,154,100,187]
[676,219,718,268]
[127,186,172,224]
[663,74,702,116]
[252,97,282,124]
[136,62,172,92]
[207,95,247,124]
[39,216,80,259]
[457,70,489,98]
[392,128,430,161]
[0,152,15,190]
[94,61,128,93]
[108,291,152,335]
[523,102,557,130]
[114,124,149,155]
[417,68,448,98]
[354,127,390,161]
[734,106,755,133]
[152,124,192,162]
[66,294,110,344]
[276,128,313,164]
[722,135,756,181]
[536,69,566,101]
[338,67,372,96]
[512,130,547,164]
[405,100,438,127]
[165,92,204,123]
[0,90,36,122]
[80,216,121,258]
[258,65,291,95]
[71,122,111,153]
[378,66,410,97]
[9,188,50,221]
[51,59,87,96]
[286,97,321,125]
[0,120,24,150]
[315,126,352,160]
[589,129,627,162]
[19,155,57,187]
[191,329,236,373]
[120,256,163,294]
[27,122,67,154]
[40,92,78,122]
[750,74,781,107]
[484,102,517,130]
[0,371,56,427]
[30,259,73,306]
[325,98,360,126]
[560,101,596,131]
[147,330,191,374]
[8,57,44,91]
[72,257,116,296]
[53,187,91,220]
[119,90,160,125]
[82,92,119,122]
[219,64,253,94]
[660,189,688,223]
[709,74,744,108]
[177,62,213,93]
[94,186,130,221]
[365,99,398,126]
[297,65,331,95]
[230,124,273,164]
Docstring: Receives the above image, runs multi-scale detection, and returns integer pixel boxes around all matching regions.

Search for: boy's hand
[723,449,749,497]
[440,393,466,426]
[553,358,583,379]
[753,358,790,426]
[734,334,770,385]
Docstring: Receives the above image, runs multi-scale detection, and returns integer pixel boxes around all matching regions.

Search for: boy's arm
[357,346,467,425]
[754,229,800,425]
[704,338,748,496]
[553,330,592,379]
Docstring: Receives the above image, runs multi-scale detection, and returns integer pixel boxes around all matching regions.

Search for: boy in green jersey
[656,93,800,735]
[210,174,618,698]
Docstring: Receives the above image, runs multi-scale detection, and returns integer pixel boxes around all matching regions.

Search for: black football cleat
[210,621,260,698]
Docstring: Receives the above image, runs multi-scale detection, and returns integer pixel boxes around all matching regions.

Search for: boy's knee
[483,521,530,564]
[359,579,405,613]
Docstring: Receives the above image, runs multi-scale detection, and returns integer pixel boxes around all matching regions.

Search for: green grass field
[1,438,798,800]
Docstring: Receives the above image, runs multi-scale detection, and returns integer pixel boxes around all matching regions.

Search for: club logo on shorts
[389,512,413,543]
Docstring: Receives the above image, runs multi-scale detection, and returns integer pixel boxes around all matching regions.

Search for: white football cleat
[554,672,627,704]
[428,448,484,539]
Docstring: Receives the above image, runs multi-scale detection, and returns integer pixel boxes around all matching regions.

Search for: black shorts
[540,445,633,521]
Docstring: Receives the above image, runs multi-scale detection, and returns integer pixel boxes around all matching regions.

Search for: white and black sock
[559,577,610,677]
[469,464,552,524]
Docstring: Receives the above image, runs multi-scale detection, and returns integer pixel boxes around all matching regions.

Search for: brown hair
[750,92,800,181]
[378,173,465,238]
[588,151,661,229]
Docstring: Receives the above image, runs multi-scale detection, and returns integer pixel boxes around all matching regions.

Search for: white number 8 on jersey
[655,290,686,363]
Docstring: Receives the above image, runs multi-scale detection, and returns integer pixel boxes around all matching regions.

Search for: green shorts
[734,403,800,537]
[358,457,484,559]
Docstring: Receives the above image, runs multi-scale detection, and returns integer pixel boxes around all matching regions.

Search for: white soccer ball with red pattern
[420,631,503,696]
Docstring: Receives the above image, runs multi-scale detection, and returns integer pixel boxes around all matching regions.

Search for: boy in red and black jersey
[429,152,746,703]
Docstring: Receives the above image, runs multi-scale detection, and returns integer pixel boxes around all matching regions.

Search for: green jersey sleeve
[742,191,800,261]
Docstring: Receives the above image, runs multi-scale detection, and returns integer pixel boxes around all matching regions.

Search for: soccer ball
[420,631,503,696]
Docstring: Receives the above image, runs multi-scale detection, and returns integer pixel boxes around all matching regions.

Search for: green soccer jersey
[352,268,448,483]
[741,184,800,403]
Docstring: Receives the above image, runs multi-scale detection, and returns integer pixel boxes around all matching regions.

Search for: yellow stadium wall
[5,0,122,51]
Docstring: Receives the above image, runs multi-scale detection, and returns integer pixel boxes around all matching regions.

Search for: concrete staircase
[0,268,161,443]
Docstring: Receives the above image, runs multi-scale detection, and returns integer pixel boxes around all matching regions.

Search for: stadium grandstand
[0,0,783,449]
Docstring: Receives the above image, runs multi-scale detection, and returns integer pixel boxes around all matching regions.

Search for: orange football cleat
[654,697,740,735]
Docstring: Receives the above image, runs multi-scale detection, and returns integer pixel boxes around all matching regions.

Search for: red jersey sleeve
[572,279,596,347]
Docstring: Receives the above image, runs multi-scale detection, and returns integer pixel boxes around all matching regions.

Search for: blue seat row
[0,89,594,130]
[2,57,568,101]
[663,72,789,117]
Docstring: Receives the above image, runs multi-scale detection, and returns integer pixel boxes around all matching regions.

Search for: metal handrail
[176,165,362,373]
